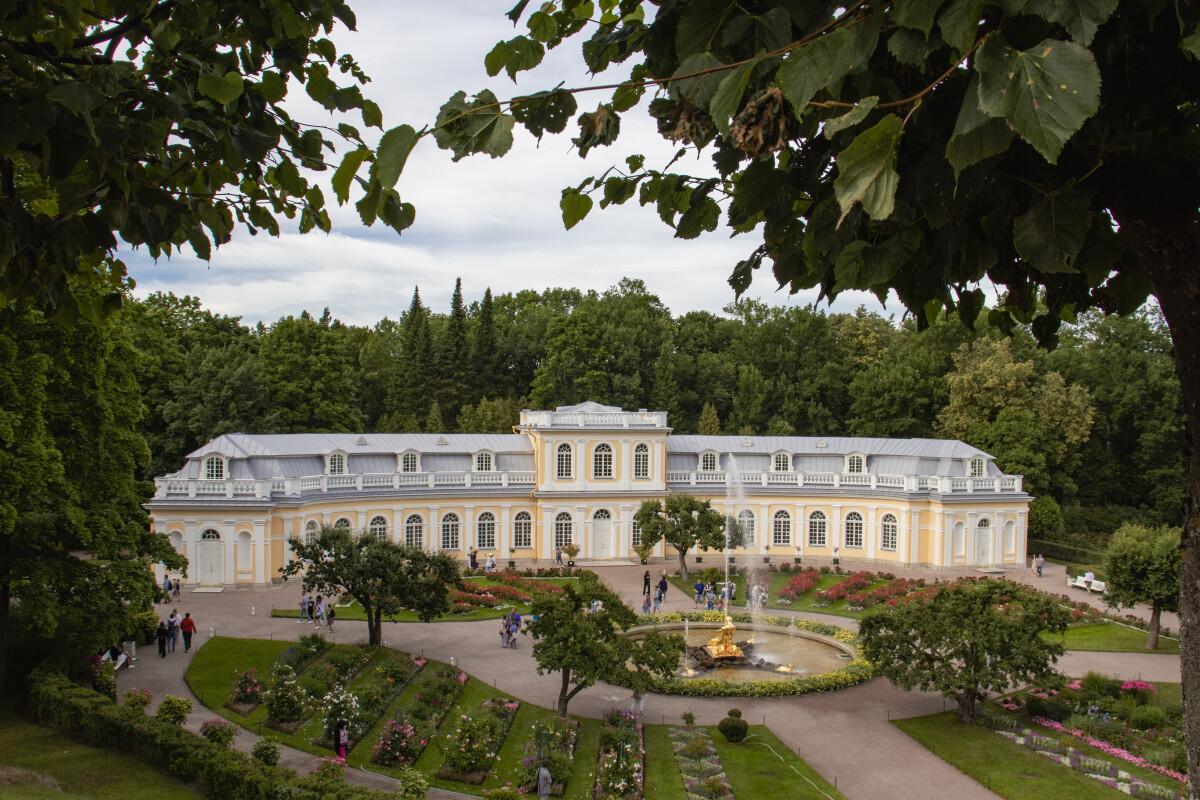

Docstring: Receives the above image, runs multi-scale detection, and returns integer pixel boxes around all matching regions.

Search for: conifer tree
[698,402,722,436]
[472,288,499,400]
[650,339,679,418]
[424,402,444,433]
[440,278,469,426]
[391,288,433,429]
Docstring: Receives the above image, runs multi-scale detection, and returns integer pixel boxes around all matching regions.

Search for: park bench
[1089,580,1107,595]
[1067,575,1091,590]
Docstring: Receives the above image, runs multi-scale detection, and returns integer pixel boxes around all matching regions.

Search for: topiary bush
[200,719,238,747]
[155,695,193,726]
[251,737,280,766]
[726,708,742,719]
[716,715,749,744]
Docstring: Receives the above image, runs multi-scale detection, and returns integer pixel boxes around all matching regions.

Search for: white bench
[1089,580,1107,594]
[1067,575,1091,590]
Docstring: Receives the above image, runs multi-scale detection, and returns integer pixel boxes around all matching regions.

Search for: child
[705,589,716,611]
[499,619,509,647]
[508,619,519,648]
[642,594,651,614]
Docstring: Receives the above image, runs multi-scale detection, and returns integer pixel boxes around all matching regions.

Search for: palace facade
[147,402,1031,587]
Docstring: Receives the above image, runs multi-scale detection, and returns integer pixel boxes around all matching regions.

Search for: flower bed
[226,667,265,715]
[668,727,734,800]
[1030,716,1187,786]
[812,571,877,606]
[517,715,580,797]
[436,697,522,784]
[774,569,820,604]
[263,642,377,734]
[843,577,928,611]
[371,666,468,767]
[595,710,644,800]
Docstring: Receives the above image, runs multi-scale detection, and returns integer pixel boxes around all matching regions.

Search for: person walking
[486,553,496,573]
[555,546,563,567]
[1036,554,1045,577]
[299,592,311,623]
[161,575,171,604]
[642,570,651,597]
[657,573,668,602]
[652,586,662,614]
[155,621,169,658]
[693,577,704,607]
[335,720,350,760]
[179,612,197,653]
[327,603,336,632]
[499,618,510,647]
[307,594,316,623]
[172,579,181,599]
[314,595,325,628]
[630,688,644,713]
[536,761,553,800]
[167,609,181,653]
[642,594,651,614]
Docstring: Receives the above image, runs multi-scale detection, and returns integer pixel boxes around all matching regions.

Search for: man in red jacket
[179,612,198,653]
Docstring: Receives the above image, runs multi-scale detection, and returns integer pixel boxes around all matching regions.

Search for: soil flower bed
[517,715,579,797]
[595,708,644,800]
[436,697,521,784]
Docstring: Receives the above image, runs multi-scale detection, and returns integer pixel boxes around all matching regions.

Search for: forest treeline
[105,277,1183,527]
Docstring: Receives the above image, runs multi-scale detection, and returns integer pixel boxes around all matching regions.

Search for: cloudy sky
[124,1,894,326]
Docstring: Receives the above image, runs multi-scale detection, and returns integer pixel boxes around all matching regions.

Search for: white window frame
[441,512,461,550]
[368,515,389,540]
[554,512,574,548]
[477,511,496,549]
[204,455,225,480]
[700,451,718,471]
[593,443,614,479]
[880,514,898,551]
[772,452,791,472]
[513,512,533,549]
[970,456,986,477]
[633,443,650,479]
[328,451,347,475]
[737,509,756,545]
[631,520,642,548]
[399,451,420,473]
[333,517,352,530]
[807,511,827,547]
[404,514,424,549]
[303,521,318,546]
[474,451,494,472]
[772,510,792,546]
[201,528,221,541]
[844,512,864,548]
[556,443,573,479]
[845,453,865,474]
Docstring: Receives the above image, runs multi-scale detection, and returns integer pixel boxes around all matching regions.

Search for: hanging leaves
[433,91,515,161]
[834,114,904,223]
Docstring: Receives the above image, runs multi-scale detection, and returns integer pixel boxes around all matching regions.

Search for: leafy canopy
[1103,523,1181,613]
[634,494,737,579]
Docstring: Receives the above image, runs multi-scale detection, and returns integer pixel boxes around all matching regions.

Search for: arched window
[475,452,493,472]
[513,512,533,549]
[773,453,790,472]
[844,512,864,548]
[237,531,252,570]
[593,508,611,520]
[1004,520,1016,553]
[700,452,717,471]
[202,529,221,541]
[631,520,642,548]
[401,452,419,473]
[441,513,460,550]
[737,509,756,545]
[807,511,827,547]
[333,517,351,530]
[329,453,345,475]
[554,512,574,549]
[404,514,424,549]
[477,511,496,549]
[970,456,985,477]
[304,520,318,546]
[880,514,898,551]
[846,454,864,474]
[368,515,389,540]
[593,443,613,478]
[978,517,991,529]
[634,444,650,478]
[953,521,966,556]
[205,456,224,480]
[772,510,792,546]
[556,443,573,479]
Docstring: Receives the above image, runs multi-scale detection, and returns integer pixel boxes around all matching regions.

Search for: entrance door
[593,519,613,560]
[198,535,223,585]
[976,526,992,566]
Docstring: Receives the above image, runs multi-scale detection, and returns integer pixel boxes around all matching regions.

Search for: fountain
[703,615,745,659]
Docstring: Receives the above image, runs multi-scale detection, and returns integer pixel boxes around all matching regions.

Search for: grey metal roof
[554,401,623,412]
[187,432,532,460]
[667,435,991,460]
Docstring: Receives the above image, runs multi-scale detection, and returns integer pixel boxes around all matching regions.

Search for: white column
[464,505,475,550]
[392,508,404,544]
[429,506,440,550]
[500,504,511,555]
[866,505,878,559]
[1016,510,1028,564]
[831,504,843,552]
[222,521,236,586]
[620,439,632,490]
[966,512,978,564]
[542,509,555,560]
[907,509,919,564]
[253,520,267,586]
[759,503,769,552]
[943,514,954,566]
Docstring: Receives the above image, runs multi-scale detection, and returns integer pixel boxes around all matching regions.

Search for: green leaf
[149,19,182,51]
[731,158,787,220]
[259,71,287,103]
[197,72,244,105]
[893,0,947,34]
[1012,190,1093,273]
[834,114,903,223]
[777,15,881,114]
[823,96,879,139]
[528,10,558,42]
[1182,26,1200,58]
[1023,0,1117,46]
[946,74,1013,175]
[937,0,985,52]
[46,82,104,113]
[187,226,211,260]
[372,125,420,188]
[512,89,578,139]
[485,41,507,77]
[888,28,937,65]
[361,100,383,129]
[332,148,369,204]
[670,52,727,109]
[833,228,921,292]
[432,90,515,161]
[561,189,593,230]
[975,35,1100,163]
[709,53,762,136]
[501,36,546,81]
[573,104,621,157]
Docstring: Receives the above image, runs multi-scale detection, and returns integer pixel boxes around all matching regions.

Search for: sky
[124,1,896,327]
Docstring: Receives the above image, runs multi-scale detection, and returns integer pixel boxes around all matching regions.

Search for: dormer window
[328,452,346,475]
[846,454,865,474]
[773,452,791,472]
[475,451,494,472]
[700,452,718,472]
[400,451,420,473]
[205,455,225,480]
[970,456,986,477]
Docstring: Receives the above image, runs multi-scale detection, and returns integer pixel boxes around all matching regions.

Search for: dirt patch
[0,765,61,790]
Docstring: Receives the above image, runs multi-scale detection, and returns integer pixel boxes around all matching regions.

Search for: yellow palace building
[148,402,1031,587]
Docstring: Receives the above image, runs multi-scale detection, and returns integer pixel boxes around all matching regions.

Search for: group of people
[691,577,737,611]
[641,571,669,614]
[298,592,337,630]
[160,575,181,603]
[743,581,770,613]
[499,610,522,647]
[467,547,498,572]
[154,608,197,658]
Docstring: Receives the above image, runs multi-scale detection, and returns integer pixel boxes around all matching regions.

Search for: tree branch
[73,0,179,49]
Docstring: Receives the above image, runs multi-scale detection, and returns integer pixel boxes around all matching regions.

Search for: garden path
[117,561,1181,800]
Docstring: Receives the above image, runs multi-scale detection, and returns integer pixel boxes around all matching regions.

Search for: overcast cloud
[125,1,896,326]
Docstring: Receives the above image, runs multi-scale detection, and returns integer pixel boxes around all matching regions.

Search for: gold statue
[704,615,745,659]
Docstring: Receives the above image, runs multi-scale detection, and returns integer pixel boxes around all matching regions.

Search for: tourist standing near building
[179,612,197,652]
[642,570,651,597]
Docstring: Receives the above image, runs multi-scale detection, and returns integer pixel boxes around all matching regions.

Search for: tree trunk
[1148,602,1161,651]
[370,608,383,647]
[0,532,9,691]
[955,689,978,724]
[558,667,572,716]
[1123,215,1200,800]
[677,547,688,581]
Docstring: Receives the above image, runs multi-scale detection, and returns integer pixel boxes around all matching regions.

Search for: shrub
[309,755,347,784]
[681,711,696,727]
[441,712,504,776]
[1028,496,1065,537]
[1128,705,1167,730]
[155,695,193,726]
[200,719,238,747]
[393,765,430,800]
[251,737,281,766]
[716,716,749,744]
[320,685,364,742]
[1080,671,1117,698]
[231,668,264,705]
[298,632,331,655]
[124,687,153,712]
[726,708,742,719]
[1024,696,1071,722]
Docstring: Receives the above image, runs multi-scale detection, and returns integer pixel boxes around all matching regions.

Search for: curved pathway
[117,560,1181,800]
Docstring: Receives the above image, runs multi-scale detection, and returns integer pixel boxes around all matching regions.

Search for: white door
[593,520,613,559]
[976,528,991,566]
[198,540,223,585]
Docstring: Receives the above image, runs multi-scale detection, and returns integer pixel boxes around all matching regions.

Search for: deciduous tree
[1103,523,1181,650]
[634,495,737,580]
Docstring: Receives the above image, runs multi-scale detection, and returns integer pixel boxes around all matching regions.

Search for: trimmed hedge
[26,670,398,800]
[1028,538,1106,566]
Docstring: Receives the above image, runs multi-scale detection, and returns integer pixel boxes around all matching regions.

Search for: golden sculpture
[704,615,745,659]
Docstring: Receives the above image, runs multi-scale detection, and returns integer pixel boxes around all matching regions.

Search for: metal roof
[187,432,532,460]
[666,435,991,460]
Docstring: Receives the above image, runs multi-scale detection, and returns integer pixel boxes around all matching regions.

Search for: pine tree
[698,402,721,435]
[472,287,499,400]
[440,278,469,426]
[424,402,444,433]
[393,288,433,425]
[649,339,679,417]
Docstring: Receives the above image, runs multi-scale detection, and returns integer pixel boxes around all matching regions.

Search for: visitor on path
[308,595,316,623]
[499,618,510,647]
[705,588,716,611]
[161,575,171,604]
[507,617,519,648]
[327,604,336,631]
[172,579,181,599]
[1036,554,1045,577]
[314,596,325,628]
[643,570,651,597]
[167,609,181,653]
[642,595,651,614]
[657,573,668,600]
[630,688,644,713]
[693,578,705,607]
[180,612,197,653]
[335,720,349,760]
[469,546,478,570]
[536,762,553,800]
[104,644,133,670]
[652,587,662,614]
[486,553,496,573]
[299,592,312,623]
[555,546,563,566]
[155,621,169,658]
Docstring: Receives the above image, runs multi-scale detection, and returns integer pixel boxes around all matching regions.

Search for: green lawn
[718,727,846,799]
[895,711,1178,800]
[1049,622,1181,654]
[0,704,199,800]
[668,572,881,620]
[644,724,688,800]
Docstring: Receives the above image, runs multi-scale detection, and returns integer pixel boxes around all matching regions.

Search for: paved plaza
[118,560,1181,800]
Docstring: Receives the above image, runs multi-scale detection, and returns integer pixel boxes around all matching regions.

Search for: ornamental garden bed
[595,709,645,800]
[516,715,580,797]
[668,726,734,800]
[370,665,469,767]
[435,696,521,784]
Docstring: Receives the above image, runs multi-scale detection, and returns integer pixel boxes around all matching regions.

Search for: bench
[1089,580,1107,594]
[1067,575,1091,590]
